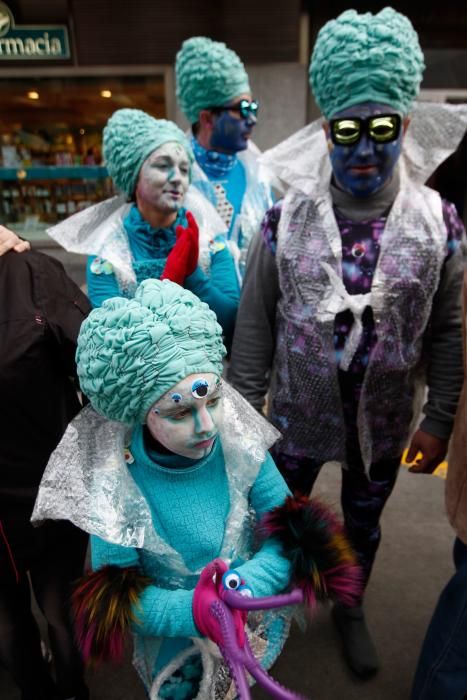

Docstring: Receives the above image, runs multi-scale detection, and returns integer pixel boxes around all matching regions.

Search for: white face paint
[135,142,190,214]
[146,373,223,459]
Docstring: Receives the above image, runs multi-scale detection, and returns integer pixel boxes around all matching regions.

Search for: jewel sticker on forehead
[191,378,209,399]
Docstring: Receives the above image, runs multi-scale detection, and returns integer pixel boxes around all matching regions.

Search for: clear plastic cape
[32,381,280,569]
[46,185,228,296]
[191,140,275,280]
[31,382,292,699]
[259,101,467,196]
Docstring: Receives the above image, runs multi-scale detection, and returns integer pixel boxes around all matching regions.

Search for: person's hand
[161,211,199,285]
[0,225,30,255]
[192,558,248,647]
[406,429,449,474]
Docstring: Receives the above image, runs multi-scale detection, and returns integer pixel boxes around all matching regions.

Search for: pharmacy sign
[0,3,70,60]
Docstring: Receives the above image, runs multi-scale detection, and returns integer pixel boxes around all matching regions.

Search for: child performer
[33,279,360,699]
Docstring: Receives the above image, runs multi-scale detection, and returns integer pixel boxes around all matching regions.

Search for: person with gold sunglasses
[230,6,467,683]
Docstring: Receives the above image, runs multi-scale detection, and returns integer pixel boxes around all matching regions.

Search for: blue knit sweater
[86,205,239,342]
[91,426,291,675]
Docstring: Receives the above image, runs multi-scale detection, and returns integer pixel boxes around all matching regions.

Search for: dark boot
[332,603,379,678]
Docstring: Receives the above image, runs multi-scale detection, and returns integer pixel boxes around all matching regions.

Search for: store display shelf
[0,166,109,180]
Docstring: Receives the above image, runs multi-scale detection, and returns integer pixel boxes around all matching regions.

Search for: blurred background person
[176,36,273,278]
[411,268,467,700]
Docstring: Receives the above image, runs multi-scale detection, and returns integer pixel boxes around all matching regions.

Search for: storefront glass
[0,74,165,240]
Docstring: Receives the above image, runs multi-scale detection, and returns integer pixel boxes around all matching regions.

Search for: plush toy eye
[191,378,209,399]
[170,393,182,403]
[237,584,253,598]
[222,570,242,591]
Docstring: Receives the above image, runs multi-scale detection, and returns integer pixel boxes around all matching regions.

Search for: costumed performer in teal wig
[41,108,240,348]
[175,37,273,278]
[33,279,361,699]
[230,6,467,679]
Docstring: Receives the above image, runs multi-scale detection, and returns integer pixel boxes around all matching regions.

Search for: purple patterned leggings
[271,447,401,596]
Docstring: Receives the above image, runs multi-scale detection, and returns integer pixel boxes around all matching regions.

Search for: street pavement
[0,463,453,700]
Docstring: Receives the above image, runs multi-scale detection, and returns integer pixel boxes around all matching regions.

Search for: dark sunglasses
[330,114,401,146]
[210,99,259,120]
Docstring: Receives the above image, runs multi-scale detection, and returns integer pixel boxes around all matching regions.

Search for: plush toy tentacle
[259,496,363,609]
[72,565,152,664]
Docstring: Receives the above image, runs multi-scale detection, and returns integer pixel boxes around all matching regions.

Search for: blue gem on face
[191,378,209,399]
[171,393,183,403]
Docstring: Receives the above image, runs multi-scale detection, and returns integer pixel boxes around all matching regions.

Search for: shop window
[0,74,165,240]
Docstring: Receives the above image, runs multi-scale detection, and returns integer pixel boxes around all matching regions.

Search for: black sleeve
[35,254,91,378]
[229,210,281,411]
[421,207,467,439]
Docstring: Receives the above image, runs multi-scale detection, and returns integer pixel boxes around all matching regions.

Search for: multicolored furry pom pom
[72,565,151,664]
[259,496,362,609]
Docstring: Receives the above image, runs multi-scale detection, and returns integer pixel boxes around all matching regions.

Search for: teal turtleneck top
[86,205,240,343]
[90,424,291,675]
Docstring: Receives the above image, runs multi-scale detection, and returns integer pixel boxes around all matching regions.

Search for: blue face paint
[209,110,255,153]
[328,102,404,198]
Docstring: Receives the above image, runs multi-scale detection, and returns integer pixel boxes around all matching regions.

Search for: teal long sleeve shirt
[86,205,240,344]
[90,427,292,642]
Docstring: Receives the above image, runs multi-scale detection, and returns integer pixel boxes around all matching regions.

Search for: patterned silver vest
[271,175,447,468]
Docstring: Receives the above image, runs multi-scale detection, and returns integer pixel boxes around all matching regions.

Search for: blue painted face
[327,102,404,198]
[209,97,256,153]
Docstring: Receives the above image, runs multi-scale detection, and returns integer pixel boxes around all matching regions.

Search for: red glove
[192,559,248,647]
[161,211,199,285]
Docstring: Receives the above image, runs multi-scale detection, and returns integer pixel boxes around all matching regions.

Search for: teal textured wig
[103,109,193,197]
[175,37,251,124]
[76,279,226,424]
[309,7,425,118]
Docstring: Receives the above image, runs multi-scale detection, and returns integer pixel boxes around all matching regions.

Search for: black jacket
[0,250,90,577]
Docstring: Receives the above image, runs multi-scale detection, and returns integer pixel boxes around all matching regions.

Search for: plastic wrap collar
[76,279,226,425]
[175,37,251,124]
[103,109,193,197]
[309,7,425,118]
[259,103,467,196]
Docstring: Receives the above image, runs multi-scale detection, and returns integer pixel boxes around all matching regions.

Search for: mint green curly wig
[103,109,193,197]
[76,279,226,425]
[309,7,425,119]
[175,37,251,124]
